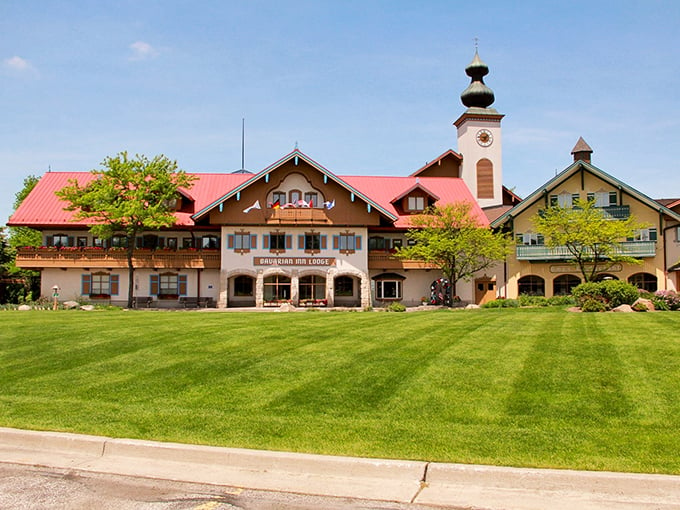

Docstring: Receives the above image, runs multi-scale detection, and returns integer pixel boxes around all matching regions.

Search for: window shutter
[355,236,361,250]
[650,228,658,241]
[158,237,165,249]
[81,274,91,295]
[110,275,120,295]
[178,275,188,296]
[587,192,594,202]
[285,235,292,250]
[333,235,339,250]
[250,235,257,249]
[227,235,234,249]
[150,274,159,295]
[67,236,75,247]
[321,235,327,250]
[298,235,305,250]
[263,235,270,249]
[476,159,494,199]
[46,235,53,246]
[609,191,618,205]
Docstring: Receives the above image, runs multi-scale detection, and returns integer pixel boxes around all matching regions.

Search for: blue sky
[2,0,679,226]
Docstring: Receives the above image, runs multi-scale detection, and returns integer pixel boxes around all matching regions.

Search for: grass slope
[1,308,679,474]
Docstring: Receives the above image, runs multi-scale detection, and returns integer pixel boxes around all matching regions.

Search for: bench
[180,297,215,308]
[132,296,153,308]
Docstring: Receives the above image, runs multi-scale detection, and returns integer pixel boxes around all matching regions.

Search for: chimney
[571,137,593,163]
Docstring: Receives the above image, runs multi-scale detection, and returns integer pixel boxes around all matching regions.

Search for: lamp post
[52,285,59,310]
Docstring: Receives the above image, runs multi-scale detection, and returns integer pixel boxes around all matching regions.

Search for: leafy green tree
[9,175,42,249]
[396,202,509,300]
[532,199,646,282]
[56,152,194,308]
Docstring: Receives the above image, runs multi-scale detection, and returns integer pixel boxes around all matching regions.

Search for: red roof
[10,169,487,230]
[341,175,488,228]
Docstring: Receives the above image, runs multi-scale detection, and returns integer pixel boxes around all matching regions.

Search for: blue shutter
[250,235,257,249]
[332,235,339,250]
[263,234,270,249]
[321,235,327,250]
[285,235,292,250]
[355,235,362,250]
[178,275,188,296]
[298,235,305,250]
[150,274,159,295]
[81,274,91,295]
[110,275,120,295]
[227,234,234,249]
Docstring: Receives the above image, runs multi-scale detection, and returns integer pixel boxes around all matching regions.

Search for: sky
[2,0,679,226]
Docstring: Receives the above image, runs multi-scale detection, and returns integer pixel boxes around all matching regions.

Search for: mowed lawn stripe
[1,309,680,473]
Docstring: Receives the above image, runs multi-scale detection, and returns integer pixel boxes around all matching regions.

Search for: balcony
[15,247,221,269]
[266,208,330,225]
[600,205,630,219]
[516,241,656,261]
[367,251,438,270]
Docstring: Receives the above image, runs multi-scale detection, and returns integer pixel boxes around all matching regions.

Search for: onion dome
[460,50,495,109]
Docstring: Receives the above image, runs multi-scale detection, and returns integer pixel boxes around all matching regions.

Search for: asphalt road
[0,463,455,510]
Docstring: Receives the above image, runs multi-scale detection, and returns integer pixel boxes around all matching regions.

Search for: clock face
[476,129,493,147]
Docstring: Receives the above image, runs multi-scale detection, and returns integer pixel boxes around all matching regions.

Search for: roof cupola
[460,50,495,109]
[571,137,593,163]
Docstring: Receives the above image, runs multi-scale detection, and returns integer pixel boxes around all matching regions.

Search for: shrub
[546,295,576,306]
[572,280,639,310]
[581,298,607,312]
[518,294,549,307]
[385,302,406,312]
[653,290,680,311]
[482,298,519,308]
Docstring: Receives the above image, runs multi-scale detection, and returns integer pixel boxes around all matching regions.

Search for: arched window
[334,276,355,297]
[553,274,581,296]
[300,275,326,300]
[233,275,254,297]
[628,272,657,292]
[476,159,494,199]
[518,275,545,296]
[264,275,291,302]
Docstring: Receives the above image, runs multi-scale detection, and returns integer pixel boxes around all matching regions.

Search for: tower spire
[460,47,495,109]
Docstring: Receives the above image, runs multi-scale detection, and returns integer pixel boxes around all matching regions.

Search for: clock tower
[454,50,504,208]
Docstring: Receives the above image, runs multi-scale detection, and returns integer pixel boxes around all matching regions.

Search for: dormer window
[587,191,617,207]
[408,196,425,211]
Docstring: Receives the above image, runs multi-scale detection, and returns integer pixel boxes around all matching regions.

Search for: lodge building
[8,51,680,307]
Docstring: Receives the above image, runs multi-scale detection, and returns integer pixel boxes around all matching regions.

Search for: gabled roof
[410,149,462,177]
[192,149,398,222]
[342,175,488,228]
[491,160,680,228]
[390,181,440,204]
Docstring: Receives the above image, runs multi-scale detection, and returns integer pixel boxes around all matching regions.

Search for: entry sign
[254,257,336,267]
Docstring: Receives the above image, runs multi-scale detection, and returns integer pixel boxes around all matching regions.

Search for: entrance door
[475,279,496,305]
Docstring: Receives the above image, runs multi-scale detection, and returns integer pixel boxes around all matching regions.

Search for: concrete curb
[2,427,680,509]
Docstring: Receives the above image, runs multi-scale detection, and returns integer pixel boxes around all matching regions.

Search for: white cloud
[3,56,37,75]
[128,41,159,61]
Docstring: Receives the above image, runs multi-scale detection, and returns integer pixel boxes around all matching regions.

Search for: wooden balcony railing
[367,251,437,270]
[516,241,656,261]
[266,208,330,224]
[15,247,221,269]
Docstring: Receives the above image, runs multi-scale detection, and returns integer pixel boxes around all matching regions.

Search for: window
[407,196,425,211]
[289,190,302,204]
[304,233,321,252]
[233,275,254,296]
[304,192,318,207]
[111,235,127,248]
[553,275,581,296]
[264,275,291,301]
[81,273,119,297]
[369,236,387,251]
[93,237,104,248]
[335,276,354,297]
[151,273,188,297]
[52,234,70,247]
[587,191,617,207]
[376,280,402,299]
[271,191,286,206]
[549,193,579,208]
[632,228,657,242]
[182,238,194,249]
[268,233,287,252]
[202,235,219,249]
[516,233,544,245]
[166,237,178,250]
[229,232,254,253]
[300,275,326,300]
[76,237,88,248]
[628,273,657,292]
[335,233,359,254]
[518,275,545,296]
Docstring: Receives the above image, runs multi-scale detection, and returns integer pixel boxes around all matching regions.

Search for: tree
[395,202,510,300]
[56,152,195,308]
[532,199,646,282]
[9,175,42,249]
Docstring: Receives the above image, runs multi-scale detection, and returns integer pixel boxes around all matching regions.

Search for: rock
[80,305,95,311]
[465,304,480,309]
[612,304,634,313]
[278,303,295,312]
[18,304,31,311]
[63,300,80,309]
[567,306,582,313]
[632,298,655,311]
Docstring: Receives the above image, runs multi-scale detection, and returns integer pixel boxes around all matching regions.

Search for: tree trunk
[126,236,135,308]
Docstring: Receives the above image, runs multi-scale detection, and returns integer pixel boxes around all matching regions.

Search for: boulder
[63,300,80,309]
[465,304,480,310]
[612,304,634,313]
[80,305,95,311]
[18,304,31,311]
[632,298,655,312]
[278,303,295,312]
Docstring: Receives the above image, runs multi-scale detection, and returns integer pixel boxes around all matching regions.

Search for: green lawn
[1,308,680,474]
